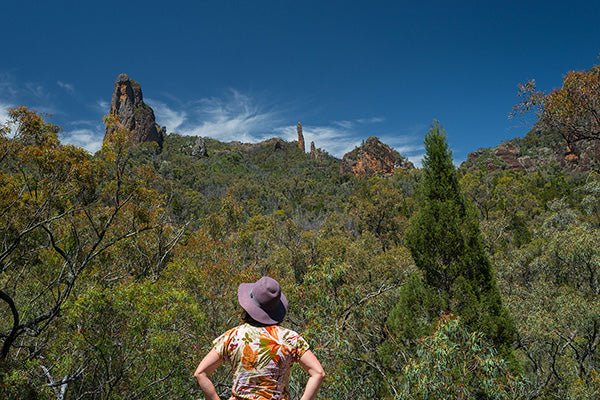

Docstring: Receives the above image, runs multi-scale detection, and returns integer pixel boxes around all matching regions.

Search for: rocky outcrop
[463,129,600,173]
[341,136,414,177]
[565,140,600,170]
[297,121,305,153]
[104,73,165,149]
[227,137,286,152]
[191,136,208,158]
[273,138,285,150]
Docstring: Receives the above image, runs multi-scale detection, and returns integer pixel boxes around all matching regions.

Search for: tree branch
[0,289,20,359]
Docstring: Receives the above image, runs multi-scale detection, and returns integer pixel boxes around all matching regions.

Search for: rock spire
[310,141,319,160]
[297,121,305,152]
[104,73,165,149]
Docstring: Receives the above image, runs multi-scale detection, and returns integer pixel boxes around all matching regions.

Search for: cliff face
[341,136,414,177]
[463,129,600,173]
[104,74,165,149]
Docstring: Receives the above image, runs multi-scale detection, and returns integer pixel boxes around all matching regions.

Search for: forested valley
[1,64,599,399]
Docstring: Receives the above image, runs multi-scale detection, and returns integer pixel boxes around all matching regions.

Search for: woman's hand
[194,349,223,400]
[298,350,325,400]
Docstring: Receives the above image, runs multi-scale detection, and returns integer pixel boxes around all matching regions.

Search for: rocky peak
[341,136,414,177]
[104,73,165,149]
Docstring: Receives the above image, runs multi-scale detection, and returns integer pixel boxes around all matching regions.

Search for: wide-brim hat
[238,276,288,325]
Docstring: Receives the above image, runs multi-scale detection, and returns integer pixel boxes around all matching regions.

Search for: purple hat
[238,276,288,325]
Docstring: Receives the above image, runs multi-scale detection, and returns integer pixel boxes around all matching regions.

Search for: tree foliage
[397,314,525,400]
[513,64,600,151]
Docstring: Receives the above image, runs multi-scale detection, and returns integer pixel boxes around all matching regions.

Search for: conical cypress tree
[390,121,515,354]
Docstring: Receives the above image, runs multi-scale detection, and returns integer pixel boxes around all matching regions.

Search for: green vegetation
[397,315,524,399]
[1,63,599,399]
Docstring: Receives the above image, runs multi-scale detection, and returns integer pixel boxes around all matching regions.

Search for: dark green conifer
[389,121,516,355]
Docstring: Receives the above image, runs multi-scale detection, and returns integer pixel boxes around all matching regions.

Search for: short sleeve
[211,328,236,361]
[291,334,310,362]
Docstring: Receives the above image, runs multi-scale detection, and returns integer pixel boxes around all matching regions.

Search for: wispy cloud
[146,98,186,132]
[68,119,97,127]
[332,117,384,130]
[356,117,385,124]
[25,82,48,100]
[60,128,103,153]
[149,89,281,143]
[333,120,357,129]
[0,101,12,127]
[181,89,280,142]
[0,102,17,138]
[94,99,109,114]
[393,144,424,154]
[0,73,63,118]
[0,72,18,99]
[57,81,75,93]
[407,153,426,167]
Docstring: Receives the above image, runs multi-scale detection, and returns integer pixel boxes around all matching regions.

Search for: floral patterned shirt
[212,323,310,400]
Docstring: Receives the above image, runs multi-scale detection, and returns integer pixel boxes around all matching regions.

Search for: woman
[194,276,325,400]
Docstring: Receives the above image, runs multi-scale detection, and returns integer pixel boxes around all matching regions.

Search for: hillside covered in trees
[1,64,599,399]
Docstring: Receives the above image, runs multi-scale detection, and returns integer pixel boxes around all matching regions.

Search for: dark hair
[241,309,269,327]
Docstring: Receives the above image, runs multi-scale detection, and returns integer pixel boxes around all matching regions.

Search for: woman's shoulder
[274,326,310,359]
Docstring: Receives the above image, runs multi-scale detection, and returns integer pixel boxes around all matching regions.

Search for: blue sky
[1,0,599,164]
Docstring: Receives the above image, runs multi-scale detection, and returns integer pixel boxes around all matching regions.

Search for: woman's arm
[194,349,223,400]
[298,350,325,400]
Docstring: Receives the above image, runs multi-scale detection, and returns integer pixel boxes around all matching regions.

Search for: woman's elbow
[193,368,207,380]
[312,368,326,381]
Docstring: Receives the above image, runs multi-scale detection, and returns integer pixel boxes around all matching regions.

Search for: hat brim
[238,282,288,325]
